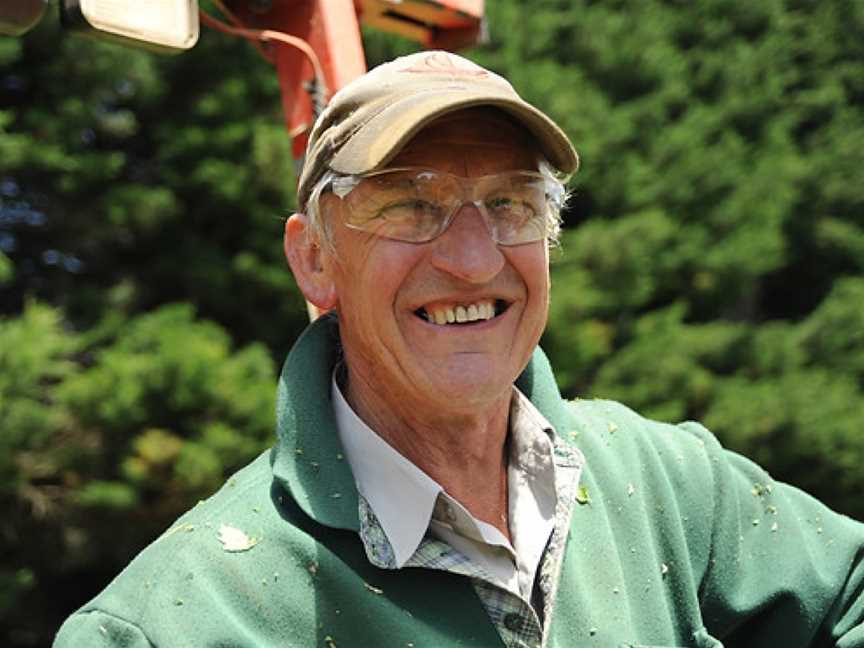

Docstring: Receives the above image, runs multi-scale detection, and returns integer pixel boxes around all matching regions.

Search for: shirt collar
[332,372,561,569]
[332,374,442,567]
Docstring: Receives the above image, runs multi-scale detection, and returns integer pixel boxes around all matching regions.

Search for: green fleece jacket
[55,315,864,647]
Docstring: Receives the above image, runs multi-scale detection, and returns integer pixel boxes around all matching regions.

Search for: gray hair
[302,169,340,253]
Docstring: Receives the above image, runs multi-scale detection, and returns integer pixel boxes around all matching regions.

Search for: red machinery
[214,0,484,160]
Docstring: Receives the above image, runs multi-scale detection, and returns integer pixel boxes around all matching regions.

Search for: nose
[429,203,505,283]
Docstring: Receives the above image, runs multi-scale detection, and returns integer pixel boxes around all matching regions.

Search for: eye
[368,199,445,241]
[487,197,512,210]
[376,199,441,222]
[485,196,537,223]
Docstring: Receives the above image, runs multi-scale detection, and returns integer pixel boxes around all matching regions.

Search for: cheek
[511,245,551,341]
[508,244,550,298]
[329,233,423,326]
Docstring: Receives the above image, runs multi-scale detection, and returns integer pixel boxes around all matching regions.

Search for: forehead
[391,108,541,173]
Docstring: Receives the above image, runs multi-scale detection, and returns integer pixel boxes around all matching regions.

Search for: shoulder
[55,451,321,647]
[560,398,724,575]
[564,397,722,483]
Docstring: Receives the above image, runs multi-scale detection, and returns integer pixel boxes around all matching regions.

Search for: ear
[284,213,338,311]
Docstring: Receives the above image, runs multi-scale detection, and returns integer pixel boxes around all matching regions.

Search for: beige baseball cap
[296,50,579,210]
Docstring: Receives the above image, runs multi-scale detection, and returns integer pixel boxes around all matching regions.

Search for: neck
[343,367,512,541]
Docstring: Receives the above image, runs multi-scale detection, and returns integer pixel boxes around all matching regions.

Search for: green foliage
[0,302,77,492]
[57,304,276,496]
[0,568,34,618]
[0,9,308,354]
[0,251,12,284]
[0,303,275,642]
[798,278,864,378]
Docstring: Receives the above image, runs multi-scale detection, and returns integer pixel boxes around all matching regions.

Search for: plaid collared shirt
[335,382,585,648]
[358,431,583,648]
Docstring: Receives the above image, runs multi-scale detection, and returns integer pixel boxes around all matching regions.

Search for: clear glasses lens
[338,168,559,245]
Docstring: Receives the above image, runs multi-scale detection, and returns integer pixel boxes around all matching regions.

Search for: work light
[60,0,199,52]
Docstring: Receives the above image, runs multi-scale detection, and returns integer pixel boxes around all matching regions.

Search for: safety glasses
[323,167,565,246]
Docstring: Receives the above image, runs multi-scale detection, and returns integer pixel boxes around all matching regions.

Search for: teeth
[423,300,497,326]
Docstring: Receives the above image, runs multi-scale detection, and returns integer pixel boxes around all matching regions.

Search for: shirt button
[503,613,523,632]
[444,503,457,522]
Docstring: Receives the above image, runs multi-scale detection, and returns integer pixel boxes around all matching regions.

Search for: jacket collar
[270,313,571,531]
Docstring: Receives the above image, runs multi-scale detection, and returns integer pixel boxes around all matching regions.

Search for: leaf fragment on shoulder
[218,523,259,552]
[576,484,591,505]
[364,582,384,594]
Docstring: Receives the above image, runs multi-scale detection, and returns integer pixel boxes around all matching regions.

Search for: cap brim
[330,90,579,177]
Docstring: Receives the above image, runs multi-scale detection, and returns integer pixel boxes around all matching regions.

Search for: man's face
[320,111,551,421]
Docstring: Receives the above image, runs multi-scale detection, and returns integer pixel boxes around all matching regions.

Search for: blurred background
[1,0,863,645]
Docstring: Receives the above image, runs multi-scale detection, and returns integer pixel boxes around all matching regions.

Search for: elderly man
[55,51,864,647]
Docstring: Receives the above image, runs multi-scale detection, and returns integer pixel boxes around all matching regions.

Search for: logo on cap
[401,52,488,77]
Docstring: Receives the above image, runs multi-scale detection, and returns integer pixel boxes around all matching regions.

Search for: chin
[423,361,513,407]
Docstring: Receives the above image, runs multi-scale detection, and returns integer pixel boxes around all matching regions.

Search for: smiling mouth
[414,299,509,325]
